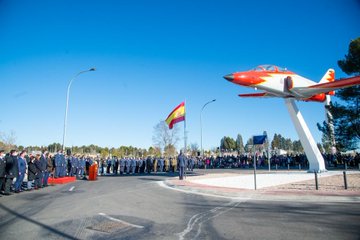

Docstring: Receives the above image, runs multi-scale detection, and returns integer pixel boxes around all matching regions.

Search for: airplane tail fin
[320,69,335,95]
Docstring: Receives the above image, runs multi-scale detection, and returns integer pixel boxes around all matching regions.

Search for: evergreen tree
[318,37,360,151]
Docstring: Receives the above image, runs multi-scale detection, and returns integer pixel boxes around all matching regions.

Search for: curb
[161,178,360,203]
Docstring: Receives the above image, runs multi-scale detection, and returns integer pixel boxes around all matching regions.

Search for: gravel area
[265,172,360,192]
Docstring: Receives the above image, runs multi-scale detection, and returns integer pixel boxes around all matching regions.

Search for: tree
[164,144,177,157]
[318,37,360,151]
[0,130,17,152]
[271,134,280,150]
[220,136,236,151]
[245,137,253,152]
[152,121,180,154]
[189,143,199,157]
[235,134,245,154]
[292,140,304,153]
[148,146,161,157]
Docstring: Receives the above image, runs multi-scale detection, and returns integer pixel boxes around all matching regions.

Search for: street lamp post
[200,99,216,157]
[62,68,96,151]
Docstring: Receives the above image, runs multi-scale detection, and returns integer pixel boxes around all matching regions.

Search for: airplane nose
[223,74,234,82]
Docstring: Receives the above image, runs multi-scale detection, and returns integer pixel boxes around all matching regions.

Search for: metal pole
[253,143,257,190]
[62,68,96,151]
[315,172,318,190]
[200,99,216,157]
[343,171,348,190]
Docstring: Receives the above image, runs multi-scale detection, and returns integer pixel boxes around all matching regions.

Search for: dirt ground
[266,172,360,192]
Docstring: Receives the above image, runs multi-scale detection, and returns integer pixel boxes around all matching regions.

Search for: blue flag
[253,135,267,145]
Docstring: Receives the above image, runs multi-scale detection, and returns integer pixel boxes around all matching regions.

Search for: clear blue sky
[1,0,359,150]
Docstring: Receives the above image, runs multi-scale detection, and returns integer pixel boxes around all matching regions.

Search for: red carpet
[48,176,76,184]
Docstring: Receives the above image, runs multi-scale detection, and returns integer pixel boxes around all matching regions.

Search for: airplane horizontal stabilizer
[294,76,360,97]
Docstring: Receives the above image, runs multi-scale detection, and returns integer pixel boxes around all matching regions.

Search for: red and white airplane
[224,65,360,102]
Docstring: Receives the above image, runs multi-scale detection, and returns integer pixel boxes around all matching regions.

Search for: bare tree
[152,121,180,156]
[189,143,199,157]
[0,130,17,152]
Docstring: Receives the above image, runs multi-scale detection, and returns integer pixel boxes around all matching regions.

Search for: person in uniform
[77,156,85,178]
[14,150,27,193]
[125,157,131,174]
[159,157,164,172]
[177,150,187,180]
[0,150,6,195]
[139,158,145,173]
[114,157,119,175]
[106,157,111,174]
[40,151,49,185]
[164,157,169,172]
[54,150,63,178]
[152,158,157,173]
[131,158,136,174]
[69,155,77,177]
[146,156,152,174]
[189,157,195,171]
[60,151,66,177]
[119,158,125,175]
[171,157,177,173]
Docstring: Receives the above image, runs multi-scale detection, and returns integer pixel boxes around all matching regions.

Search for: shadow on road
[0,203,77,240]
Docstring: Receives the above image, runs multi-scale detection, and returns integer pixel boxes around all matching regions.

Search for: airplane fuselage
[224,65,332,102]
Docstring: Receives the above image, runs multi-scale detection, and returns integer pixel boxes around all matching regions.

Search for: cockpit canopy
[251,65,287,72]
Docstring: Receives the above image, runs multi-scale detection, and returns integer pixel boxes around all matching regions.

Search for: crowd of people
[0,148,195,196]
[197,152,360,169]
[0,149,52,196]
[0,149,94,196]
[1,147,359,197]
[97,154,195,175]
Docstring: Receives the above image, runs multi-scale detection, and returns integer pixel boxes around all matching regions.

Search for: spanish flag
[165,102,185,129]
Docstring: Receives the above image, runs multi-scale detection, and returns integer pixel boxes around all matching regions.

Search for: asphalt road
[0,170,359,240]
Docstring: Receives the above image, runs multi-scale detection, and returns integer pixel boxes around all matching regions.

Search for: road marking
[177,201,242,240]
[69,186,75,192]
[157,181,251,201]
[98,213,144,229]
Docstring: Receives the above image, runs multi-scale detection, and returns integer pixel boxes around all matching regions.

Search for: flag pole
[184,100,187,154]
[184,100,187,179]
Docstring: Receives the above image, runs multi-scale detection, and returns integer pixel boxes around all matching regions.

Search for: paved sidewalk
[162,170,360,202]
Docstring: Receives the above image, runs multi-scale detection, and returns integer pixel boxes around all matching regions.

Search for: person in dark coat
[27,156,38,190]
[4,150,19,195]
[40,151,49,187]
[146,156,152,174]
[47,155,54,178]
[177,150,187,180]
[0,150,6,195]
[34,154,43,189]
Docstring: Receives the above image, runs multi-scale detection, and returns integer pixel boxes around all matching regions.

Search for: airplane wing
[239,92,280,98]
[293,75,360,97]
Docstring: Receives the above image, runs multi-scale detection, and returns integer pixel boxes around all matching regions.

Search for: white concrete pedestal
[285,99,326,172]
